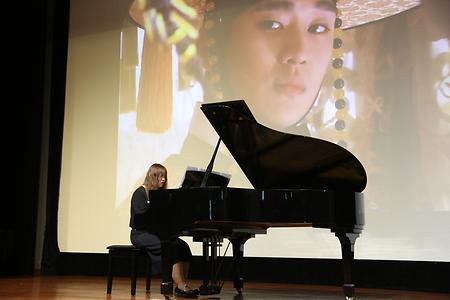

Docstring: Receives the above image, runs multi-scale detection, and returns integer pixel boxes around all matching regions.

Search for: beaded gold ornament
[332,6,349,148]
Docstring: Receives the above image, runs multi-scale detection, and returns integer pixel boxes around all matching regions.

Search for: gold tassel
[136,34,173,133]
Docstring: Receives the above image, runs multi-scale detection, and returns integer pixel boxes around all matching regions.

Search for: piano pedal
[199,284,222,295]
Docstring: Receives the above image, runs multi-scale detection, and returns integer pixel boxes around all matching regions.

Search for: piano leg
[160,240,174,297]
[335,232,359,300]
[201,239,209,289]
[229,235,251,294]
[199,236,222,295]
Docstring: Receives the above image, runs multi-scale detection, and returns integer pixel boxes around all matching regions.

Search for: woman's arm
[131,187,149,214]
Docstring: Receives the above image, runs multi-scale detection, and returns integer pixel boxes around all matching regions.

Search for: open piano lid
[201,100,367,192]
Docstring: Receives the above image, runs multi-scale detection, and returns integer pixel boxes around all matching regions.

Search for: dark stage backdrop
[0,0,69,275]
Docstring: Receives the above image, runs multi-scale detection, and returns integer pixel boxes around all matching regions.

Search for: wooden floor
[0,276,449,300]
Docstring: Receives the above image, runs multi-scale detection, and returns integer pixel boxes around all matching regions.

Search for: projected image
[60,0,450,260]
[120,0,449,210]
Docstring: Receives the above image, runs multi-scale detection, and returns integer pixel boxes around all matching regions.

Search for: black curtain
[0,0,69,276]
[40,0,70,275]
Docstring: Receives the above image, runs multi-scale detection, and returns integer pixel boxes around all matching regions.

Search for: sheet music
[180,166,231,188]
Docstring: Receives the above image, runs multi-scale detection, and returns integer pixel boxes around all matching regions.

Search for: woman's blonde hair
[143,163,168,190]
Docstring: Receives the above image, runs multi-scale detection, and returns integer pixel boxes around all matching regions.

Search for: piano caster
[233,277,244,291]
[233,289,244,300]
[343,283,354,300]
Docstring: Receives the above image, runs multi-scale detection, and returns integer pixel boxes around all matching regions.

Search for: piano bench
[106,245,152,296]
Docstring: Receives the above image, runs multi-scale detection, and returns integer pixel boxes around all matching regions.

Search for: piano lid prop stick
[200,137,222,187]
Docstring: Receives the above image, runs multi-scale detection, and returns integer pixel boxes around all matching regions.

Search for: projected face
[225,0,336,130]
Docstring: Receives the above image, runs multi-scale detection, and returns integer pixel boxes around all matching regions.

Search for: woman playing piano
[129,163,199,298]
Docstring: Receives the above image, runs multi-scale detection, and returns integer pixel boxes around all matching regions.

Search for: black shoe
[174,287,199,298]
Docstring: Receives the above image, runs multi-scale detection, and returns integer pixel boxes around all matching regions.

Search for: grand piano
[134,100,367,300]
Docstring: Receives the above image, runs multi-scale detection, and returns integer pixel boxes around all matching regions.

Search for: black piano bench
[106,245,152,296]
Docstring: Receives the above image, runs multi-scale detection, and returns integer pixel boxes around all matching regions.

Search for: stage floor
[0,276,449,300]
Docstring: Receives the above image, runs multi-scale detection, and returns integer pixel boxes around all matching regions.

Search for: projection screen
[58,0,450,261]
